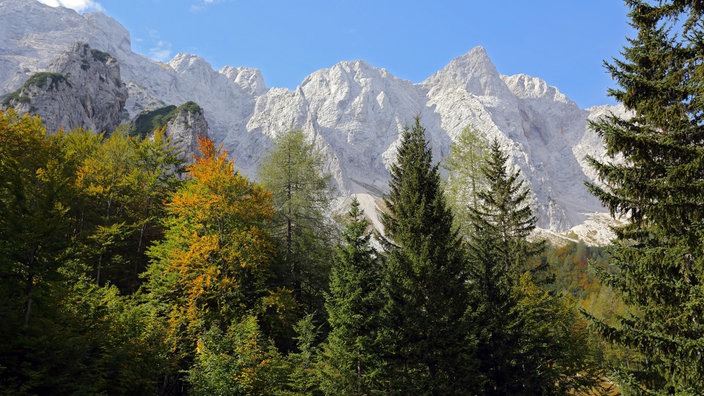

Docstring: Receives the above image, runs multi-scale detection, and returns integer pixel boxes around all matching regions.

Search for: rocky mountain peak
[165,102,209,161]
[220,66,267,96]
[422,46,510,98]
[2,41,127,134]
[0,1,626,240]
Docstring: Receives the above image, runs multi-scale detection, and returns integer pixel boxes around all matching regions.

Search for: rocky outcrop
[2,42,127,133]
[164,101,209,161]
[131,101,209,161]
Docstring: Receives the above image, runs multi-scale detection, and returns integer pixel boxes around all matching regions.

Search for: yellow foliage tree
[145,136,277,384]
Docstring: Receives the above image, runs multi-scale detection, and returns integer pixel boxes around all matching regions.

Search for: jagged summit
[422,46,510,98]
[0,0,627,240]
[220,66,267,96]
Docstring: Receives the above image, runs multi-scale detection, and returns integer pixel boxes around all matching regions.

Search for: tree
[584,1,704,393]
[0,111,168,395]
[379,117,475,394]
[468,139,546,283]
[442,124,489,231]
[144,136,276,391]
[0,110,73,330]
[188,315,289,396]
[67,127,182,292]
[319,197,385,395]
[468,139,600,394]
[258,130,334,314]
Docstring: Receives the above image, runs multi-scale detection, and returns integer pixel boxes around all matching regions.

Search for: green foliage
[319,197,385,395]
[0,109,73,329]
[25,72,69,90]
[442,124,489,231]
[179,100,203,114]
[585,1,704,393]
[283,314,324,395]
[0,110,167,394]
[67,127,183,292]
[1,72,69,107]
[258,129,335,317]
[188,315,289,396]
[467,138,603,394]
[130,101,203,139]
[468,139,546,282]
[90,48,111,63]
[379,117,475,394]
[131,105,178,138]
[143,136,277,392]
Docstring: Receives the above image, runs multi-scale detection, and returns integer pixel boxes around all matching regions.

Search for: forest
[2,1,704,395]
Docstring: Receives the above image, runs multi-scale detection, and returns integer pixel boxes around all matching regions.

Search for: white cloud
[190,0,225,12]
[147,30,173,63]
[37,0,104,13]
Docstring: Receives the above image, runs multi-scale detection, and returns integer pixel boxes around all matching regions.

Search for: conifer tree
[468,139,546,282]
[468,139,600,394]
[442,124,489,231]
[467,139,544,394]
[320,197,384,395]
[379,117,475,394]
[585,1,704,392]
[258,130,334,313]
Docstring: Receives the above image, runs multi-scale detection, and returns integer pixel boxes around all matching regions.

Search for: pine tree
[584,1,704,393]
[379,117,475,394]
[320,197,384,395]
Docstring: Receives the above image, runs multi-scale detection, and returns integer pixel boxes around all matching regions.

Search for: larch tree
[379,117,475,395]
[442,124,489,232]
[584,1,704,393]
[258,129,334,314]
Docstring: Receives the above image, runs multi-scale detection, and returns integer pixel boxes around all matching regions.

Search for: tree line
[2,1,704,394]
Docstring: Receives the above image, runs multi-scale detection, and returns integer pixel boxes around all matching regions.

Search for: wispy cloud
[147,30,173,63]
[37,0,104,13]
[190,0,225,13]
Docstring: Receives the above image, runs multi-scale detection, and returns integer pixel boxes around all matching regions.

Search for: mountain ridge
[0,0,625,240]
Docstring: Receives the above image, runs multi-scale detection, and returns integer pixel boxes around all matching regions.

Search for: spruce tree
[468,139,600,394]
[320,197,384,395]
[468,139,546,282]
[467,139,545,394]
[379,117,475,394]
[585,1,704,393]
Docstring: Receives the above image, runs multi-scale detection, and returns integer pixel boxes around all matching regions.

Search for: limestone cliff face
[2,42,127,133]
[0,1,631,237]
[163,102,209,161]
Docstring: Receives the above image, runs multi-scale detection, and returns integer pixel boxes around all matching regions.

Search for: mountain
[0,0,626,238]
[2,42,127,134]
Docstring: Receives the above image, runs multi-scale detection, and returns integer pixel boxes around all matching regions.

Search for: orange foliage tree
[144,136,276,371]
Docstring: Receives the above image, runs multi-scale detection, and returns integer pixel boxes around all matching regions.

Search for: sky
[38,0,633,108]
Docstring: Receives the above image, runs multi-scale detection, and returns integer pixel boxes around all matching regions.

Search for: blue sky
[39,0,632,108]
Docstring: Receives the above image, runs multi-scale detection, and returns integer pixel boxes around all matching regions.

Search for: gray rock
[2,42,127,134]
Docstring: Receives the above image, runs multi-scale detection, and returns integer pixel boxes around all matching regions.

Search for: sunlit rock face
[1,0,631,238]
